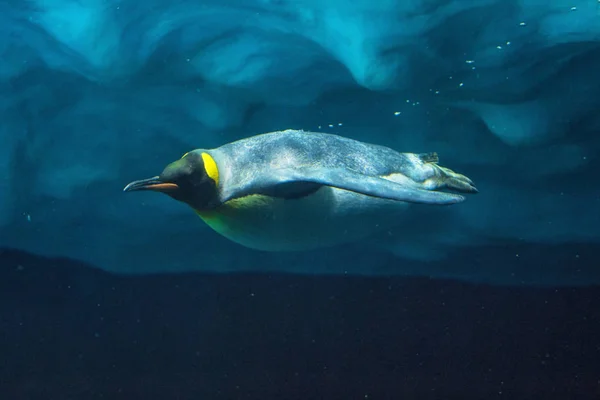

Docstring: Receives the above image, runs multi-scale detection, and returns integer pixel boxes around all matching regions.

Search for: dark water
[1,246,599,399]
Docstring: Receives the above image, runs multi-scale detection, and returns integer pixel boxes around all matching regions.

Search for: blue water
[1,0,600,398]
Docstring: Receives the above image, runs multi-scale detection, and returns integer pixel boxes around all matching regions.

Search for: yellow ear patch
[201,152,219,186]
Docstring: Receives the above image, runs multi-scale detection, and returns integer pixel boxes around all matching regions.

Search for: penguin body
[124,129,477,251]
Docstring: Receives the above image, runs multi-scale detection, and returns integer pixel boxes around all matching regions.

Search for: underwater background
[2,246,600,399]
[1,0,600,398]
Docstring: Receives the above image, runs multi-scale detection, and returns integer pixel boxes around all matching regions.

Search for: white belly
[196,186,411,251]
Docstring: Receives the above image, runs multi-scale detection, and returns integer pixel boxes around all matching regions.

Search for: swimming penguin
[124,129,477,251]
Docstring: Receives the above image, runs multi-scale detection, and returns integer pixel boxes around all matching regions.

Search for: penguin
[124,129,477,251]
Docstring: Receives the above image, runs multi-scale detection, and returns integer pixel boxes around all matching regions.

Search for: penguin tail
[418,152,439,164]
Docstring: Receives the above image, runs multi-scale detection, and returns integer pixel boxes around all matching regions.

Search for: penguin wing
[223,167,466,205]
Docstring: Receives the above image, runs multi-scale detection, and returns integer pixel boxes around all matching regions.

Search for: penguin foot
[424,165,478,194]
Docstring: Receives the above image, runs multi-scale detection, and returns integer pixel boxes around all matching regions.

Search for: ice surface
[1,0,600,285]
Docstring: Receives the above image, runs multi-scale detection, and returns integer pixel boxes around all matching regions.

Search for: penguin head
[124,151,220,210]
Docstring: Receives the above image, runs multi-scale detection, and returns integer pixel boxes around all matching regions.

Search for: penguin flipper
[225,167,466,205]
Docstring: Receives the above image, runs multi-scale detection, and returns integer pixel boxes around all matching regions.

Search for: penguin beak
[123,176,179,193]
